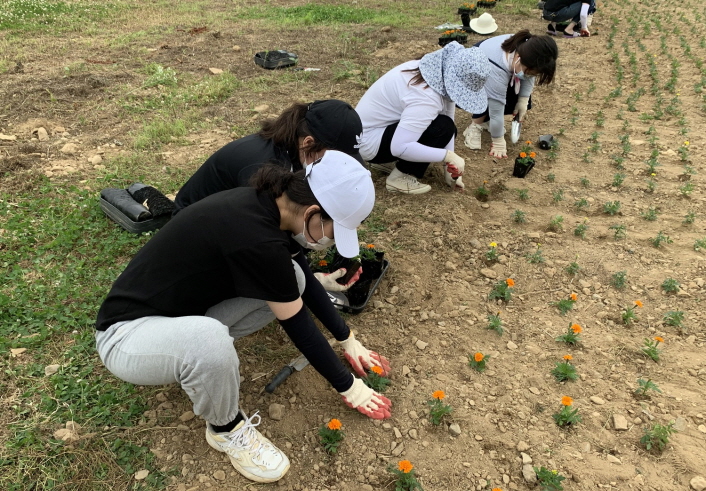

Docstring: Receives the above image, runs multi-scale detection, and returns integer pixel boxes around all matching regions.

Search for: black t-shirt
[543,0,579,12]
[96,188,300,330]
[173,134,294,214]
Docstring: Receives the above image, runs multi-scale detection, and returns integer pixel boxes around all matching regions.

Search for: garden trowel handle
[265,366,295,393]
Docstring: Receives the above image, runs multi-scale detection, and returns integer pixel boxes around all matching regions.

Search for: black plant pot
[457,7,477,15]
[478,0,496,7]
[438,35,468,47]
[512,158,535,178]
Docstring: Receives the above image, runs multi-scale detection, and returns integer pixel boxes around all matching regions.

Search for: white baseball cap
[304,150,375,258]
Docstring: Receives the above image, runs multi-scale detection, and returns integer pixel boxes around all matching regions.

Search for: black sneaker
[546,23,557,36]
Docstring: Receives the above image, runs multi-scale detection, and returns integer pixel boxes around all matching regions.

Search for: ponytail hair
[501,29,558,85]
[250,164,331,219]
[258,103,328,169]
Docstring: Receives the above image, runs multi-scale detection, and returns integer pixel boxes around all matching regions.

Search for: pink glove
[340,333,391,377]
[313,267,362,292]
[340,377,392,420]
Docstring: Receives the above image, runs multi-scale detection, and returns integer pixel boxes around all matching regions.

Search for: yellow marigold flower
[571,324,582,334]
[570,293,578,301]
[318,260,328,267]
[489,242,497,247]
[684,141,689,145]
[474,352,484,362]
[563,354,573,361]
[432,390,446,400]
[529,152,536,158]
[519,152,527,158]
[561,396,573,406]
[654,336,664,343]
[506,278,515,287]
[635,300,643,308]
[398,460,414,473]
[370,365,383,375]
[327,418,342,430]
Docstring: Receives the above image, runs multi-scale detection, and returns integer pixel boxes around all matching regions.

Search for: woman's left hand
[314,267,362,292]
[514,96,530,122]
[340,333,391,377]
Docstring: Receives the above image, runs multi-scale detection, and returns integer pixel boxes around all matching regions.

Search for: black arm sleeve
[278,305,354,393]
[292,252,351,342]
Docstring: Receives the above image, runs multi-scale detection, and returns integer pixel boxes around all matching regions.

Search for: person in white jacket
[463,30,558,158]
[356,43,490,194]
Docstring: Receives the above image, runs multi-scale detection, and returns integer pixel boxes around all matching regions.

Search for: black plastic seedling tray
[336,259,390,314]
[253,50,298,69]
[99,197,171,234]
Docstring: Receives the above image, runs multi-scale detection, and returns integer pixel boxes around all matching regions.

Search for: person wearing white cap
[356,42,490,194]
[463,30,558,157]
[94,150,391,484]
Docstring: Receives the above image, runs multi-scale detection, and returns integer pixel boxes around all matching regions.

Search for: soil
[2,1,706,490]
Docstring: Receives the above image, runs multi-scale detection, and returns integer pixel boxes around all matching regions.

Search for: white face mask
[292,214,335,251]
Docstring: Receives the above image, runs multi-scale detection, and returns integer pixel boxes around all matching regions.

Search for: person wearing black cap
[173,99,364,213]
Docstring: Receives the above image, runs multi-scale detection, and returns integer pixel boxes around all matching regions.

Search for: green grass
[0,0,113,32]
[236,4,410,27]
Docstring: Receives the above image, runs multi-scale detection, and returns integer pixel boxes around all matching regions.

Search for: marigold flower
[529,152,536,159]
[570,293,578,301]
[684,141,689,145]
[506,278,515,287]
[492,488,503,491]
[563,354,573,361]
[432,390,446,400]
[654,336,664,343]
[367,244,375,249]
[571,324,582,334]
[489,242,497,247]
[525,140,532,145]
[327,418,342,430]
[398,460,414,473]
[318,260,328,267]
[474,352,484,362]
[634,300,643,308]
[519,152,527,158]
[561,396,573,406]
[370,365,383,375]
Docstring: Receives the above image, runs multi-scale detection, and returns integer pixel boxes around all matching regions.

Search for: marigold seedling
[661,278,680,293]
[489,278,514,303]
[574,221,588,239]
[622,300,642,325]
[427,390,452,425]
[694,238,706,251]
[574,198,589,210]
[552,396,581,427]
[683,211,695,224]
[517,188,529,201]
[611,271,627,290]
[610,224,627,240]
[603,201,621,215]
[642,336,664,362]
[556,322,582,344]
[612,173,626,187]
[485,242,499,262]
[513,209,527,224]
[389,460,423,491]
[640,422,676,453]
[363,366,390,393]
[486,312,503,336]
[552,355,578,382]
[662,310,684,329]
[565,262,580,276]
[552,189,564,203]
[547,173,556,182]
[579,177,590,188]
[650,231,672,248]
[534,466,566,491]
[679,182,694,196]
[548,215,564,232]
[553,294,577,316]
[468,352,489,372]
[319,419,345,454]
[526,245,545,264]
[634,378,661,398]
[641,207,659,221]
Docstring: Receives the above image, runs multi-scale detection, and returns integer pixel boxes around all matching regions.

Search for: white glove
[514,96,530,122]
[444,150,465,177]
[340,377,392,420]
[489,137,507,158]
[313,268,360,292]
[444,167,465,192]
[340,332,391,377]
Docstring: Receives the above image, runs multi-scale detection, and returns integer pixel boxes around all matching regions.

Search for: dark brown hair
[250,164,331,221]
[401,53,429,88]
[501,29,558,85]
[258,103,328,169]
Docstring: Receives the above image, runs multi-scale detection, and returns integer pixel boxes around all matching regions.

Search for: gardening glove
[340,332,391,377]
[444,150,465,177]
[444,167,465,192]
[513,96,530,122]
[580,28,590,37]
[340,377,392,420]
[489,137,507,158]
[314,267,362,292]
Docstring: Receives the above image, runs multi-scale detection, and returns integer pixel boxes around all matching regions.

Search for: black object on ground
[512,159,535,178]
[254,50,298,69]
[538,134,555,150]
[100,183,173,233]
[318,252,389,314]
[128,183,175,217]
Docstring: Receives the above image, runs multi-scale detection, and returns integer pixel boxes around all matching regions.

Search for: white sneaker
[386,168,431,194]
[369,162,395,174]
[206,411,290,483]
[463,122,486,150]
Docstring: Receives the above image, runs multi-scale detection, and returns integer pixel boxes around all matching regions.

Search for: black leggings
[369,115,457,179]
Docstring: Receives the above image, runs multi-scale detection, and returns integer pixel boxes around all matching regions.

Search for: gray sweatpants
[95,260,305,426]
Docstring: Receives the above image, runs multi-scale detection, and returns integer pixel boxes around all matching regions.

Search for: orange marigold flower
[635,300,643,308]
[367,244,375,249]
[398,460,414,473]
[327,418,342,430]
[570,293,578,301]
[654,336,664,343]
[571,324,582,334]
[432,390,446,400]
[529,152,536,158]
[563,354,573,361]
[525,140,532,145]
[370,365,383,375]
[492,488,503,491]
[561,396,573,406]
[318,260,328,267]
[519,152,527,158]
[474,352,484,362]
[506,278,515,287]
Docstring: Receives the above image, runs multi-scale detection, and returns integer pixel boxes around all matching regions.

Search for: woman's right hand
[489,137,507,158]
[340,377,392,420]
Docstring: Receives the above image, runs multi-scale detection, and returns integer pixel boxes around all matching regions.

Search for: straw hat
[470,13,498,35]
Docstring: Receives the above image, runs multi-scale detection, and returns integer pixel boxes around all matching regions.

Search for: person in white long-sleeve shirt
[463,30,558,158]
[543,0,596,38]
[356,43,490,194]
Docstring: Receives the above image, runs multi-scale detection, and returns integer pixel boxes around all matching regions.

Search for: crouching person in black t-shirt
[94,151,391,484]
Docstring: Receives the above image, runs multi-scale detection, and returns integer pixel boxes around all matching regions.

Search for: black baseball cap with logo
[304,99,364,165]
